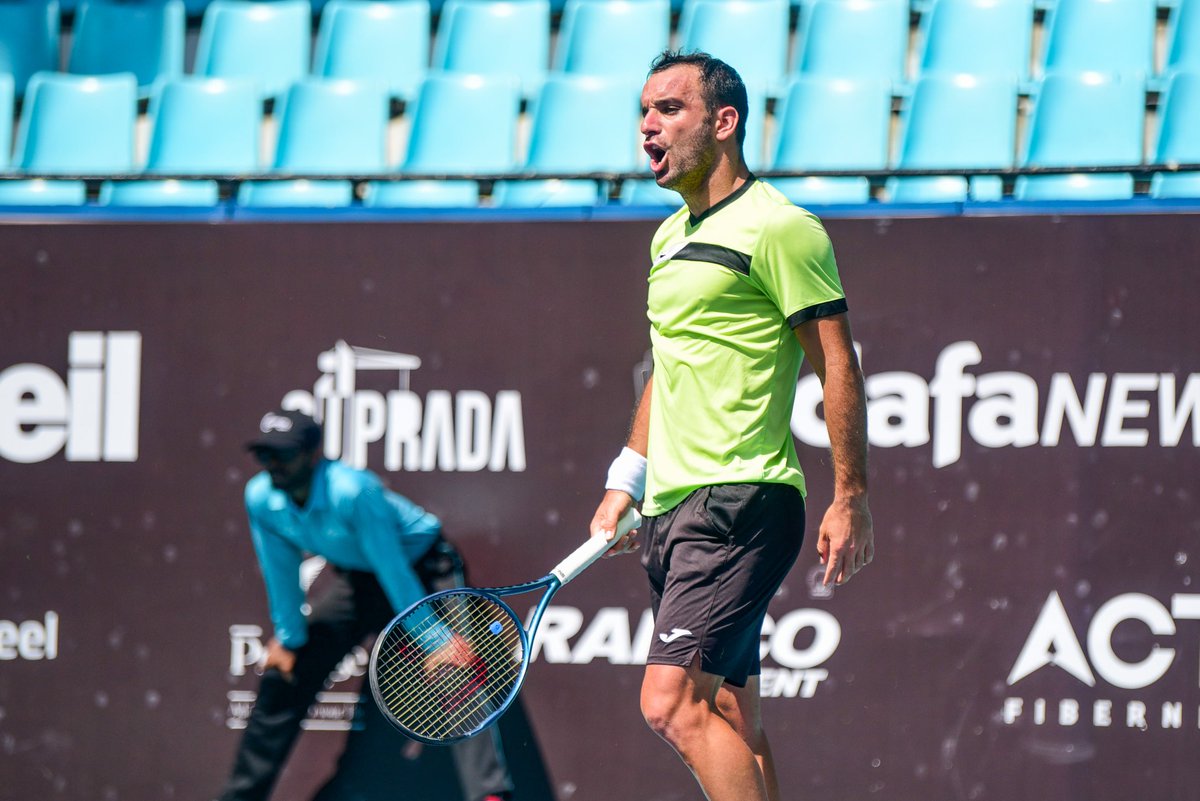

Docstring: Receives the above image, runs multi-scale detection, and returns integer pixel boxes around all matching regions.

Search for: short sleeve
[752,206,847,328]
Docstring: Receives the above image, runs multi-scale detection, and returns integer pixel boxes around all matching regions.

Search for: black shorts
[640,482,805,687]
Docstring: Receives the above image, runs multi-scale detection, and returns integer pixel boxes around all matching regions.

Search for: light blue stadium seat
[239,79,390,207]
[0,0,59,97]
[887,73,1018,202]
[433,0,550,95]
[1165,0,1200,73]
[1151,70,1200,198]
[1015,71,1145,200]
[768,76,892,204]
[494,74,640,207]
[618,177,681,206]
[554,0,670,81]
[313,0,430,103]
[1041,0,1156,77]
[102,77,261,206]
[916,0,1035,81]
[677,0,790,94]
[367,72,521,207]
[0,74,12,169]
[0,72,137,206]
[796,0,910,86]
[194,0,311,100]
[68,0,185,95]
[742,82,769,171]
[363,179,480,206]
[491,179,603,206]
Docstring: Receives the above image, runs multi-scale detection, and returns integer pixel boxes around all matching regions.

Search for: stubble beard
[659,122,718,196]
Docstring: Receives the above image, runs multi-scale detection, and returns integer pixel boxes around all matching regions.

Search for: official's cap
[245,409,322,452]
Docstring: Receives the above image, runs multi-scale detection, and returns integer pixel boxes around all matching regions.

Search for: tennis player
[590,52,874,801]
[217,409,514,801]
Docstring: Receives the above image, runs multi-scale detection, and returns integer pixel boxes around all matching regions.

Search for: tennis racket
[369,507,641,744]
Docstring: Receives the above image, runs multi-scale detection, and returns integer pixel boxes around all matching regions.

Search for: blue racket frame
[369,509,640,745]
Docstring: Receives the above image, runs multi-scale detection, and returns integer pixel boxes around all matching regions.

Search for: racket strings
[373,592,525,741]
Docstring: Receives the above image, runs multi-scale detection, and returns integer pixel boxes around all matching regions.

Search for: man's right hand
[590,490,640,557]
[259,638,297,682]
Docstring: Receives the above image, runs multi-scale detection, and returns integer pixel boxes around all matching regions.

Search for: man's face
[252,446,317,494]
[640,65,717,192]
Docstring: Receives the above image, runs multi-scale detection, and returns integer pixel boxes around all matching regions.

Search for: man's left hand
[817,495,874,586]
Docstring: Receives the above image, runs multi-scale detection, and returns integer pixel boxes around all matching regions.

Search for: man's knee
[640,664,708,743]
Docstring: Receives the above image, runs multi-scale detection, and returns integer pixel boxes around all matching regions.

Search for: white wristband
[605,447,647,502]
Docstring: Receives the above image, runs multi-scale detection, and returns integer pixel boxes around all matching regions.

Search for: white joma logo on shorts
[659,628,693,644]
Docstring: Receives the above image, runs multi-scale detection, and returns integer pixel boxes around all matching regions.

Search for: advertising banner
[1,212,1197,801]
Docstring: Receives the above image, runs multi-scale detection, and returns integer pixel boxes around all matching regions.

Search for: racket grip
[552,507,643,585]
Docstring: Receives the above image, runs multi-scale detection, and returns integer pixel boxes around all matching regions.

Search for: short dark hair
[648,50,749,150]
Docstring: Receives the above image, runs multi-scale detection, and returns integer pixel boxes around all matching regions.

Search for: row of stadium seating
[1,0,1198,103]
[0,68,1196,206]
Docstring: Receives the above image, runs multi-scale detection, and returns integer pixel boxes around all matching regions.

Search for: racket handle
[552,507,643,585]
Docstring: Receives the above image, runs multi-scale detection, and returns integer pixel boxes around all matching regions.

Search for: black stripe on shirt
[673,242,753,275]
[788,298,848,328]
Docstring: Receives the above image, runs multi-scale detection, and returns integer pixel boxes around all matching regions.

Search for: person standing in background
[217,409,515,801]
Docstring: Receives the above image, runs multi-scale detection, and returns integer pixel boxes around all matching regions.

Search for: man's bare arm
[590,376,652,553]
[794,314,874,585]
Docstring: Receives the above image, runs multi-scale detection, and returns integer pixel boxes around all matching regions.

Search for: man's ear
[713,105,740,143]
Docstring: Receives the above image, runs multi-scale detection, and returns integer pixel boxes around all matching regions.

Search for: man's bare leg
[714,676,780,801]
[640,660,769,801]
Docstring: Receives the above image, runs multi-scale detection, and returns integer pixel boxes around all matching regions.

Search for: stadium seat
[554,0,670,81]
[1015,71,1145,200]
[194,0,312,100]
[1151,70,1200,198]
[1165,0,1200,74]
[887,73,1018,202]
[0,74,12,169]
[102,77,261,206]
[796,0,910,86]
[1040,0,1156,77]
[0,0,59,97]
[618,177,681,206]
[768,76,892,204]
[432,0,550,95]
[0,72,137,206]
[742,82,769,171]
[363,179,480,207]
[313,0,430,103]
[366,72,521,207]
[239,79,390,207]
[491,179,603,206]
[494,74,640,207]
[676,0,790,94]
[915,0,1035,81]
[68,0,185,95]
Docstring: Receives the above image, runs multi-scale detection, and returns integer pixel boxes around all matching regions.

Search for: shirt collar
[306,459,331,512]
[686,175,757,228]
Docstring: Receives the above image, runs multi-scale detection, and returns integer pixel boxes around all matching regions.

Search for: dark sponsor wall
[0,214,1197,801]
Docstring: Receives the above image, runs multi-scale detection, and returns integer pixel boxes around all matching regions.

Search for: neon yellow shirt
[643,178,847,516]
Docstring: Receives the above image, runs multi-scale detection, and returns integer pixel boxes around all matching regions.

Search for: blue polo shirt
[244,459,441,650]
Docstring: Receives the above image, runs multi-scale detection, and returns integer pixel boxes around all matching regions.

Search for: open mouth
[644,142,667,175]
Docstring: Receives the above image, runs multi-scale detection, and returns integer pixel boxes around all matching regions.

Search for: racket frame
[368,509,640,744]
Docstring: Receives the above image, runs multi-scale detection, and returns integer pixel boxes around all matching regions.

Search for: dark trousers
[218,541,514,801]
